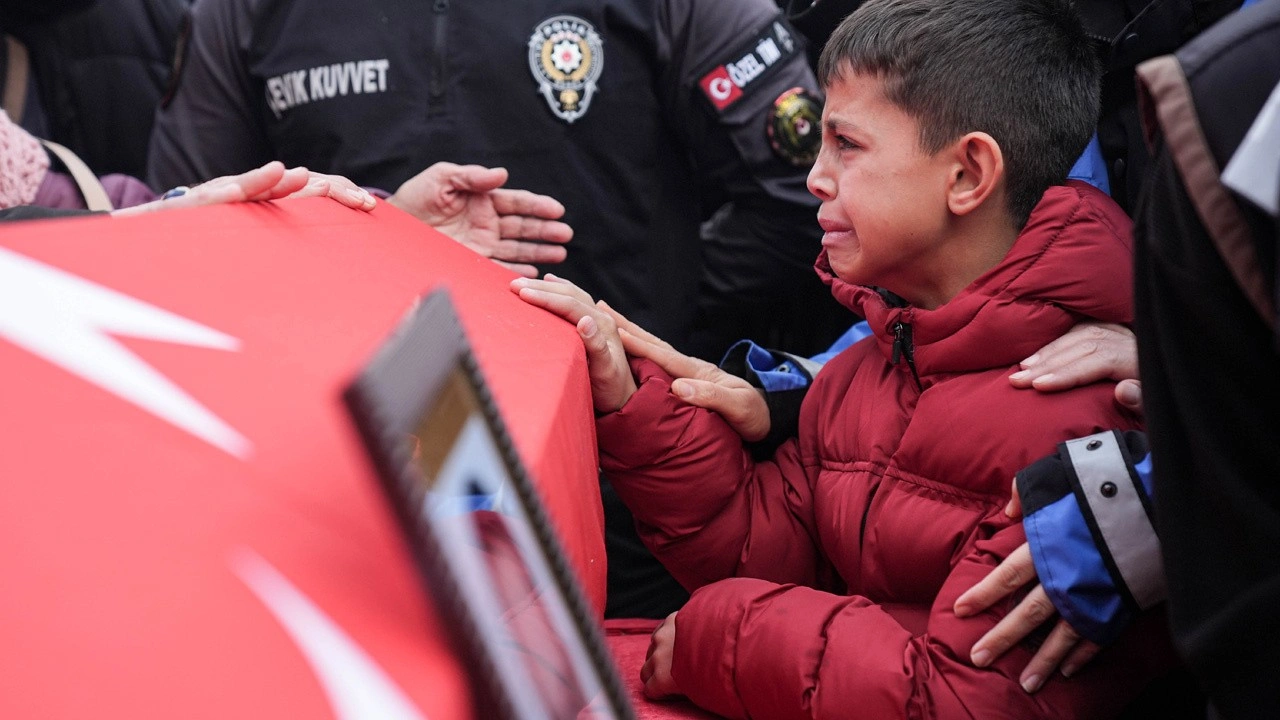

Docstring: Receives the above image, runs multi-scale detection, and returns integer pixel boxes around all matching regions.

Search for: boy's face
[807,72,956,301]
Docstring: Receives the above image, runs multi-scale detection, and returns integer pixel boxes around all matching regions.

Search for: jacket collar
[815,181,1134,378]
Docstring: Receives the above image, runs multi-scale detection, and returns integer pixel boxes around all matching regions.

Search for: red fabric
[0,198,603,718]
[598,182,1177,719]
[604,619,723,720]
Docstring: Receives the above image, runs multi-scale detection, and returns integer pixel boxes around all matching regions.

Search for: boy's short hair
[818,0,1100,227]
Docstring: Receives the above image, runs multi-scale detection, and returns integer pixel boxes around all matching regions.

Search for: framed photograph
[343,290,634,720]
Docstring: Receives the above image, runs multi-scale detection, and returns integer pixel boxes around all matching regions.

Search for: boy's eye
[836,136,860,151]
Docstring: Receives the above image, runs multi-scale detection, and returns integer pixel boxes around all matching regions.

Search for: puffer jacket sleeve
[597,358,828,591]
[671,522,1179,720]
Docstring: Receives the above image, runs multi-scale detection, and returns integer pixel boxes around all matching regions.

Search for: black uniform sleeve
[146,0,276,189]
[657,0,850,360]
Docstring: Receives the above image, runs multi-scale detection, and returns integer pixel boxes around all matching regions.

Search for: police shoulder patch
[767,87,821,167]
[697,17,800,114]
[528,15,604,124]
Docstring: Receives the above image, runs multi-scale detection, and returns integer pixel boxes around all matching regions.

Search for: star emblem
[551,39,582,73]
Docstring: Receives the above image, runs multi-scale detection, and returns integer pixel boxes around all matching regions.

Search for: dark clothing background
[148,0,850,361]
[1,0,192,180]
[1079,0,1241,212]
[1134,2,1280,717]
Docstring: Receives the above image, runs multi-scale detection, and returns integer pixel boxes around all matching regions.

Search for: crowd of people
[2,0,1276,718]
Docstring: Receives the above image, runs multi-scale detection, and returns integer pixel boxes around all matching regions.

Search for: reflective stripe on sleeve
[1065,432,1167,609]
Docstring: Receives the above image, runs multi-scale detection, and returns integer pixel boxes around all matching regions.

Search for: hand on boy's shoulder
[1008,322,1138,392]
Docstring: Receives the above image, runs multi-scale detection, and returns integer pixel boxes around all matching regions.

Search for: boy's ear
[945,132,1004,216]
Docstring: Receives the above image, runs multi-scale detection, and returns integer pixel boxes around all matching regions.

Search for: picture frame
[343,289,634,720]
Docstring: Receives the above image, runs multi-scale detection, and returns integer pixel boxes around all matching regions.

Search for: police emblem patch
[529,15,603,124]
[767,87,822,167]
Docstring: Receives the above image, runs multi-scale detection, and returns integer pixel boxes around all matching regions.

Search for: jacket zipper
[430,0,449,108]
[891,321,923,391]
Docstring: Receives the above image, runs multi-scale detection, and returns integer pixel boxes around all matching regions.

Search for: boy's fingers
[541,273,596,303]
[511,283,594,324]
[955,543,1036,616]
[577,315,614,365]
[511,276,593,305]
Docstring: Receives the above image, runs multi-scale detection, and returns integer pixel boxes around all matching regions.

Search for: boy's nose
[807,154,835,202]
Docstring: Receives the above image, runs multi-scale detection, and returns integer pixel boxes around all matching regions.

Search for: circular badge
[767,87,822,167]
[528,15,604,124]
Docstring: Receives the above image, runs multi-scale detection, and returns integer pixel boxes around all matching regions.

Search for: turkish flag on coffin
[0,199,603,720]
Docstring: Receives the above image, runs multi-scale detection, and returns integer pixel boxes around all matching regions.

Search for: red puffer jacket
[597,181,1177,719]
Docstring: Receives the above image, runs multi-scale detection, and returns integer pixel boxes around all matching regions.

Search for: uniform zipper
[891,321,922,391]
[430,0,449,105]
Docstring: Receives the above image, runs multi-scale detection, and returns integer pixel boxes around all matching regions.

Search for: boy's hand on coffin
[510,274,637,413]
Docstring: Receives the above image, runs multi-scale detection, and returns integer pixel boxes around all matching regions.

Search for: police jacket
[148,0,846,358]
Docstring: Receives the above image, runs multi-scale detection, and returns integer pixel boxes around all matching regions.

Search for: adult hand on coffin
[114,161,378,216]
[391,163,573,278]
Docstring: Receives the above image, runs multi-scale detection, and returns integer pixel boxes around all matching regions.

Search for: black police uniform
[148,0,849,362]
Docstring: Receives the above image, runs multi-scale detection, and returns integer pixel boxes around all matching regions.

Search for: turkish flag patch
[699,66,742,111]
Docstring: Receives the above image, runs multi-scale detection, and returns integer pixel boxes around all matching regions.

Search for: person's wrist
[594,376,638,417]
